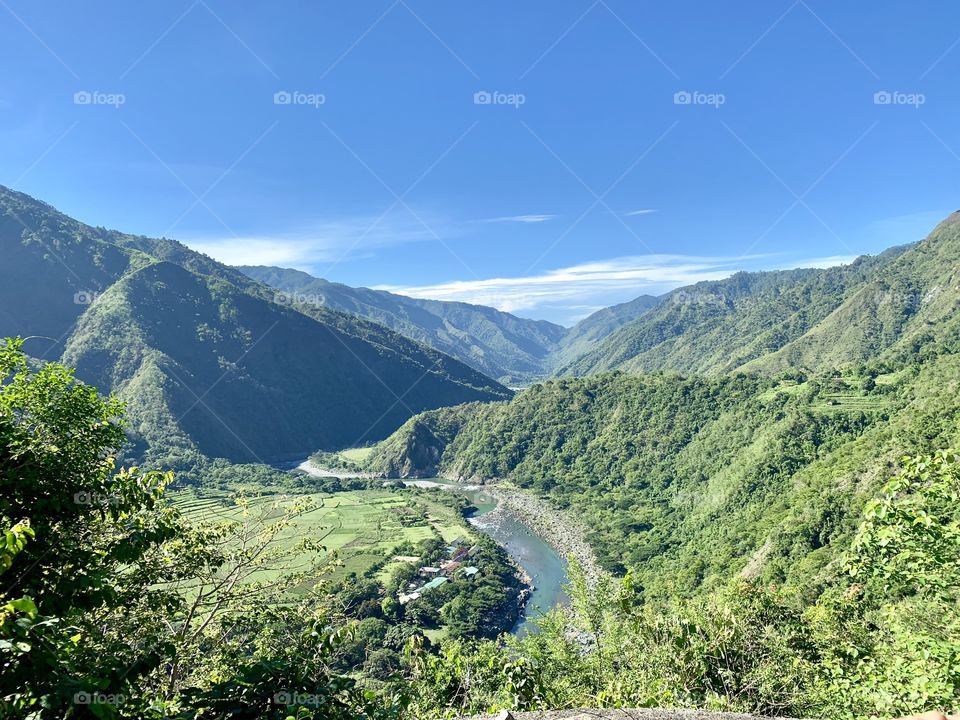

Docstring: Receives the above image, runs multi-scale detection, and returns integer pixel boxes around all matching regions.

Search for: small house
[420,576,449,592]
[440,560,462,575]
[450,546,469,561]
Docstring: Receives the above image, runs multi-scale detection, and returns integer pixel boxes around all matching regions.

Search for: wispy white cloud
[479,214,556,223]
[183,209,455,269]
[377,252,860,325]
[624,209,657,217]
[376,255,744,320]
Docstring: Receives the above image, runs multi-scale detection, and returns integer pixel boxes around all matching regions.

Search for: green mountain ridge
[551,292,662,369]
[245,217,960,386]
[240,265,667,382]
[0,185,510,466]
[743,212,960,374]
[557,243,919,377]
[365,346,960,600]
[238,265,568,384]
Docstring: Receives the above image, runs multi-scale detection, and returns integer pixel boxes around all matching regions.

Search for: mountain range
[558,216,960,376]
[243,211,959,384]
[238,266,669,383]
[361,212,960,599]
[0,185,509,467]
[237,265,569,384]
[5,181,960,483]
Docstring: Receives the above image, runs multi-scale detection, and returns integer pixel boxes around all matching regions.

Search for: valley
[6,7,959,718]
[172,458,573,642]
[3,186,960,719]
[171,481,533,647]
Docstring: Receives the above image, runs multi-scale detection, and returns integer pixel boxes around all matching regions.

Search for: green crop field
[811,392,891,414]
[170,488,469,588]
[338,447,376,464]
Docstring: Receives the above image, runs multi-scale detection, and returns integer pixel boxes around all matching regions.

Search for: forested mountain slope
[743,212,960,374]
[366,342,960,600]
[0,185,510,466]
[239,265,567,384]
[549,293,661,370]
[556,244,917,377]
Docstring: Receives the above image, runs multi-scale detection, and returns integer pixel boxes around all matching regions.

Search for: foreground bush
[402,452,960,719]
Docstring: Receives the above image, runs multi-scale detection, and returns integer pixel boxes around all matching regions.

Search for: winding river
[402,480,570,636]
[291,460,571,635]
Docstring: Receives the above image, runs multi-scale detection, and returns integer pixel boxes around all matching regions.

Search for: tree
[0,337,185,717]
[810,450,960,718]
[0,339,401,719]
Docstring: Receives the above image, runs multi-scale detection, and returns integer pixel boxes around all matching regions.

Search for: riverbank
[467,503,535,583]
[296,458,375,479]
[480,484,608,589]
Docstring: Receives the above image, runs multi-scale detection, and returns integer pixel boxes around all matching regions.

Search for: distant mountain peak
[237,264,567,384]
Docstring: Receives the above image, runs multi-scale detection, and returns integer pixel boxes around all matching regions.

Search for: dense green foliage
[366,345,960,602]
[0,337,184,714]
[0,338,414,718]
[399,451,960,718]
[306,528,527,681]
[239,266,567,384]
[364,402,493,478]
[4,339,957,718]
[0,341,536,717]
[0,185,509,468]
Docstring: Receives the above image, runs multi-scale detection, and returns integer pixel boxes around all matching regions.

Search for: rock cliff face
[364,403,489,478]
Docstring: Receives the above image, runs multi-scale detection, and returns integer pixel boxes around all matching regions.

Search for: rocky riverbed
[481,484,608,589]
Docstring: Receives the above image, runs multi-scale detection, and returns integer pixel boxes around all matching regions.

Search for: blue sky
[2,1,959,325]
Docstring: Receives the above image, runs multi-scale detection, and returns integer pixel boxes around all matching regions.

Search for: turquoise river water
[402,480,569,636]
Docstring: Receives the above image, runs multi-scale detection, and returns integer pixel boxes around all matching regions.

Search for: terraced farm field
[170,488,467,587]
[811,392,891,414]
